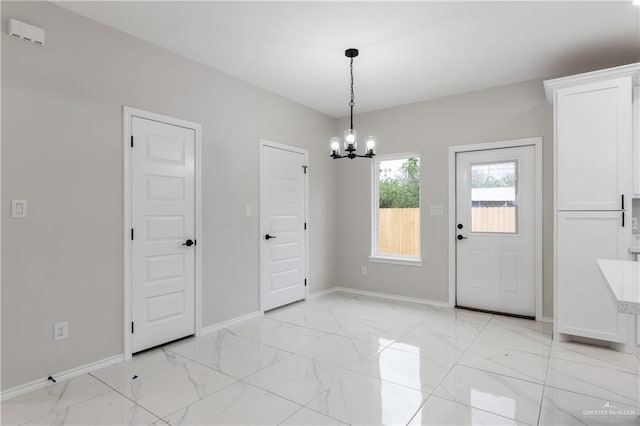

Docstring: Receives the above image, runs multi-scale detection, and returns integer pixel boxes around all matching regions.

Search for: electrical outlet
[54,321,68,341]
[632,217,638,231]
[361,266,367,275]
[245,205,252,217]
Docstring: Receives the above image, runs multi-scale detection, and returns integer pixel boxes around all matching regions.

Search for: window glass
[374,156,421,258]
[470,161,517,233]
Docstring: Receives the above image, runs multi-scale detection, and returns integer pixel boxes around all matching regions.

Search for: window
[470,161,518,233]
[371,153,421,264]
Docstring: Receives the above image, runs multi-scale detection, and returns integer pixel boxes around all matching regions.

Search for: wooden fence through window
[379,206,516,256]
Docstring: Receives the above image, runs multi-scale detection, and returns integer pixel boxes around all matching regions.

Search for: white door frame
[447,137,543,320]
[259,139,309,312]
[123,106,202,359]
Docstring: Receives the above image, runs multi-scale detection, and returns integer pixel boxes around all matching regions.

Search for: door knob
[265,234,277,240]
[182,239,195,247]
[457,235,468,240]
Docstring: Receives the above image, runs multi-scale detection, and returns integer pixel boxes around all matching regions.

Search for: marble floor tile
[408,395,527,425]
[434,365,544,425]
[23,390,159,425]
[301,293,356,312]
[264,303,311,324]
[295,333,386,370]
[90,348,189,390]
[539,386,640,426]
[279,407,345,425]
[1,374,111,426]
[419,309,491,341]
[118,361,237,418]
[458,342,549,384]
[546,357,640,407]
[245,354,352,405]
[382,299,443,319]
[289,310,353,336]
[475,316,552,356]
[390,326,472,360]
[163,381,300,425]
[164,329,246,361]
[252,323,329,352]
[357,346,455,392]
[221,316,284,339]
[306,372,428,425]
[7,293,640,426]
[550,340,640,374]
[174,339,291,379]
[491,315,553,335]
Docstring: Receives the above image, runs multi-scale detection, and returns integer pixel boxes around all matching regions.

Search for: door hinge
[130,135,134,148]
[302,165,308,174]
[304,278,307,287]
[304,222,307,230]
[131,228,134,240]
[131,321,134,334]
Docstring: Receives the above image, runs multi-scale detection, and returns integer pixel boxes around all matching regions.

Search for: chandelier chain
[349,57,354,129]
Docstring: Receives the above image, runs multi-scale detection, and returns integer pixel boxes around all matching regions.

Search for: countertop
[597,259,640,315]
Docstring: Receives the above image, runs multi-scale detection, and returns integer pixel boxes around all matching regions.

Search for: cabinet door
[557,211,628,343]
[556,78,632,211]
[633,86,640,196]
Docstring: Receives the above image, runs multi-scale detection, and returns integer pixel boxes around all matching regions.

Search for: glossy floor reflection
[3,291,639,425]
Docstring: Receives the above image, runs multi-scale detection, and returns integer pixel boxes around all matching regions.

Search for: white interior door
[260,143,307,311]
[456,146,535,317]
[131,116,195,353]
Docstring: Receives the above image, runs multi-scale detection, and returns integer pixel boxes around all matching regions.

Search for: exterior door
[131,116,196,353]
[456,146,535,317]
[260,142,307,311]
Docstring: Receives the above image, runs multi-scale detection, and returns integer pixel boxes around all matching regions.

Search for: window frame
[370,152,423,266]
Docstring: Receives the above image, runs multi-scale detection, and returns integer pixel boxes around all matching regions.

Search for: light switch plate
[429,205,444,216]
[11,199,27,218]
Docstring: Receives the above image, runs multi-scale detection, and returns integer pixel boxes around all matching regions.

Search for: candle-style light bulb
[366,136,376,156]
[330,137,341,157]
[344,129,357,151]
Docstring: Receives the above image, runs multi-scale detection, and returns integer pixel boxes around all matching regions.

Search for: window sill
[368,256,423,267]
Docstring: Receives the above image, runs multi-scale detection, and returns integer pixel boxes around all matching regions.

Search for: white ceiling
[56,1,639,117]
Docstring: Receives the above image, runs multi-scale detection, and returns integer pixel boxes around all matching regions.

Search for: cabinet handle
[622,194,625,210]
[622,211,625,227]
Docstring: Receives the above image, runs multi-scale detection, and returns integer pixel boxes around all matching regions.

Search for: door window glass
[470,161,517,233]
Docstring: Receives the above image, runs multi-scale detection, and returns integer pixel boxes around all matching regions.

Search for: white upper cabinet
[545,65,638,211]
[556,78,632,210]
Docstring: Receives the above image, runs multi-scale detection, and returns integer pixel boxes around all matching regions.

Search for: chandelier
[330,48,376,160]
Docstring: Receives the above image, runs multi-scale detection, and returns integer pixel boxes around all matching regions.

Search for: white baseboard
[329,286,450,308]
[540,316,554,324]
[1,354,124,402]
[200,311,263,335]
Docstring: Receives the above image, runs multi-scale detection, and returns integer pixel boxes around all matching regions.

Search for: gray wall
[1,2,337,390]
[335,80,555,316]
